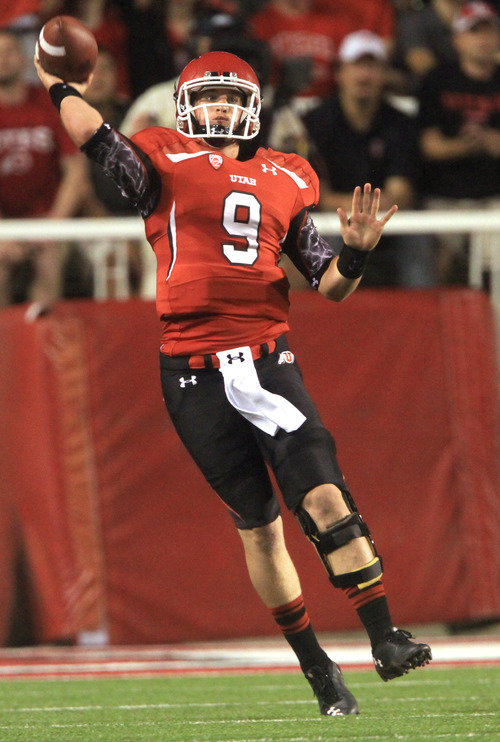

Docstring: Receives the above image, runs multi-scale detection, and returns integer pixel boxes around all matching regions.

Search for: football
[36,15,98,83]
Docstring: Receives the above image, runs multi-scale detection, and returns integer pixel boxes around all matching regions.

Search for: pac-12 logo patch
[278,351,294,364]
[209,153,223,170]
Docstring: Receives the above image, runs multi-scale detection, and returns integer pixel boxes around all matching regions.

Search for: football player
[35,51,432,716]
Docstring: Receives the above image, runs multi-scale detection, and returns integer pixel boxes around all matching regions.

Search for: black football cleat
[373,628,432,681]
[305,659,359,716]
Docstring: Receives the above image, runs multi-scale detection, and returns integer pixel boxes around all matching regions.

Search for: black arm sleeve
[80,123,161,218]
[282,208,340,289]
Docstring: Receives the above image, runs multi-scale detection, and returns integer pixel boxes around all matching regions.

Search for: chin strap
[202,136,236,149]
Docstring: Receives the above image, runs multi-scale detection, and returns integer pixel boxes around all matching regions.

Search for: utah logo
[278,351,294,365]
[209,153,223,170]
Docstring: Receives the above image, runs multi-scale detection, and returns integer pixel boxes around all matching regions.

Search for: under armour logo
[227,352,245,364]
[179,375,197,387]
[261,163,277,175]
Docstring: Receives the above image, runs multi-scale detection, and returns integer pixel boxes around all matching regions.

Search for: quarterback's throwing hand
[337,183,397,252]
[34,54,93,96]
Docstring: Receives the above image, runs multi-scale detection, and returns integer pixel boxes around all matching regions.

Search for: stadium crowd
[2,0,500,306]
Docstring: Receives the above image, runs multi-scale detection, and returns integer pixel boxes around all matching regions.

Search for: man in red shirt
[250,0,346,103]
[314,0,395,43]
[0,29,87,308]
[250,0,395,105]
[35,49,432,716]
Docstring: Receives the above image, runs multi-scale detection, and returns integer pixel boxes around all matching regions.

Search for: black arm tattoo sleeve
[80,123,161,218]
[282,208,341,289]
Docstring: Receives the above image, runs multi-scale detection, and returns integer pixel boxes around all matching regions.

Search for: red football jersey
[131,128,319,356]
[0,85,78,217]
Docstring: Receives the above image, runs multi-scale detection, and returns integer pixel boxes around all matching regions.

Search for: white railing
[0,217,150,300]
[2,210,499,239]
[313,210,500,311]
[1,210,500,310]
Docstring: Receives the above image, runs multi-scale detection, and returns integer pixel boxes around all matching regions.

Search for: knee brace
[296,493,383,589]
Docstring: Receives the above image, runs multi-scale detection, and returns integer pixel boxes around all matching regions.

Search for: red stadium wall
[0,289,499,645]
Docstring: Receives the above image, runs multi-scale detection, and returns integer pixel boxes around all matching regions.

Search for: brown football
[36,15,98,83]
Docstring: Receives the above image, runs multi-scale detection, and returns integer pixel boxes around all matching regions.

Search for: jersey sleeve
[282,209,339,289]
[81,123,160,217]
[261,149,335,288]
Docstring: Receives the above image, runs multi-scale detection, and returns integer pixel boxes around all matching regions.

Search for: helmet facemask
[176,72,261,143]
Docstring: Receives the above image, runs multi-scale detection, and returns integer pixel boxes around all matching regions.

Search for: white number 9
[222,191,262,266]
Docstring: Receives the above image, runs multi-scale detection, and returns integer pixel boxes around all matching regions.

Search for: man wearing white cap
[304,30,436,287]
[418,1,500,282]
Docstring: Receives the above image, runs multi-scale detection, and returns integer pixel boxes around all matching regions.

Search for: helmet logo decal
[209,153,224,170]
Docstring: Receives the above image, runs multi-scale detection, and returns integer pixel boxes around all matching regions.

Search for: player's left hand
[337,183,397,252]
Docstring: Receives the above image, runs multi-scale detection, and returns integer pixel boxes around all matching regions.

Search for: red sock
[344,581,386,610]
[271,594,310,635]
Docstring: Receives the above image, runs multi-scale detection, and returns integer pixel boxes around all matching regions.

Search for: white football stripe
[38,32,66,57]
[264,158,309,189]
[165,151,210,163]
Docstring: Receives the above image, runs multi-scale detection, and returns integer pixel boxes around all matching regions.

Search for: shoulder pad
[257,147,319,204]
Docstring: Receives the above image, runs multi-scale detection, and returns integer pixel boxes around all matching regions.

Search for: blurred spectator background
[3,0,500,300]
[250,0,395,111]
[42,0,177,99]
[0,28,91,308]
[0,2,61,82]
[417,0,500,283]
[395,0,464,93]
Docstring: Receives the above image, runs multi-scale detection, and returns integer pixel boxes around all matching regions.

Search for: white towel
[216,346,306,436]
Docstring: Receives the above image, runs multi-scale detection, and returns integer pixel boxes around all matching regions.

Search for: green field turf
[0,665,498,741]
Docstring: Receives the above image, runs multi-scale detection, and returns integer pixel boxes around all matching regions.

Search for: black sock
[271,594,329,672]
[344,582,393,650]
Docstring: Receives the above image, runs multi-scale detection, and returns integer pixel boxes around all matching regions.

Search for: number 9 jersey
[130,127,322,356]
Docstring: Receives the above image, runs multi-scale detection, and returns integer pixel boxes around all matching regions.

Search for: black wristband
[49,83,83,111]
[336,244,370,279]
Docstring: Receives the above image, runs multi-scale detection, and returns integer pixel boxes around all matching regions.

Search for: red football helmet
[175,51,261,141]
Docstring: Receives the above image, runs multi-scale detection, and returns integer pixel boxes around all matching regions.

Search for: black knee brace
[296,493,383,589]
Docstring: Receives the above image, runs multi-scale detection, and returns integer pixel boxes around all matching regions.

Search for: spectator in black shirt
[304,30,436,288]
[418,1,500,282]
